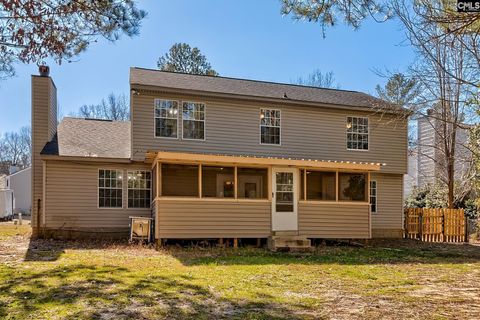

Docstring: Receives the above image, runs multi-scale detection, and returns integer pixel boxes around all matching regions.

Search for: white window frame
[154,99,179,139]
[127,170,152,209]
[260,108,281,146]
[370,180,377,213]
[182,101,206,141]
[346,116,369,151]
[98,169,123,209]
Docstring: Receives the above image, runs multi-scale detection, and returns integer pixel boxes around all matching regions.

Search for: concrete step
[268,236,313,252]
[272,231,299,236]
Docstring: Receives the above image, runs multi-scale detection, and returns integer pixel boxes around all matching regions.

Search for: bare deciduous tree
[0,126,31,174]
[75,93,129,121]
[390,0,479,208]
[293,70,340,89]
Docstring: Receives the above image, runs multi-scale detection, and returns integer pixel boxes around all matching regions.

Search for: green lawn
[1,224,480,319]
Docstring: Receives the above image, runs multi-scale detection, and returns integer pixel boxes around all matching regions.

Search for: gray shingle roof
[41,118,131,159]
[131,67,398,111]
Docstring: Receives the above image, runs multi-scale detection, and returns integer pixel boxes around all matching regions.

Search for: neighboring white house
[404,148,418,198]
[6,167,32,215]
[404,112,472,199]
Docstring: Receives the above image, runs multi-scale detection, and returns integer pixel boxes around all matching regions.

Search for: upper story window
[260,109,280,145]
[98,169,123,208]
[346,116,369,150]
[127,171,151,208]
[182,102,205,140]
[155,99,179,138]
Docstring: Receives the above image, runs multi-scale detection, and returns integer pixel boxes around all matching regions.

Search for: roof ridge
[62,116,131,124]
[131,67,364,95]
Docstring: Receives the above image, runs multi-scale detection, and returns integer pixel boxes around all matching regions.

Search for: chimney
[31,65,57,236]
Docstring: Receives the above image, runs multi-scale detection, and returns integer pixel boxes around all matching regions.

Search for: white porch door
[271,168,298,231]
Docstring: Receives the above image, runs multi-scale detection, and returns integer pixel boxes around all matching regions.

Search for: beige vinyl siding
[31,76,57,229]
[298,203,370,238]
[132,94,407,174]
[44,160,151,230]
[156,199,271,238]
[371,173,403,231]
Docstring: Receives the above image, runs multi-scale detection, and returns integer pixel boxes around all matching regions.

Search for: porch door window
[275,172,294,212]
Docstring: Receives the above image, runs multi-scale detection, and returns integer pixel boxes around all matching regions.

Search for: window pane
[162,164,199,197]
[238,168,268,199]
[306,171,336,200]
[338,173,367,201]
[261,126,280,144]
[156,118,177,138]
[182,102,205,120]
[183,120,205,140]
[202,166,234,198]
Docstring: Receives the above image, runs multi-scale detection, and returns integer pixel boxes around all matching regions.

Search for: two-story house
[31,67,408,246]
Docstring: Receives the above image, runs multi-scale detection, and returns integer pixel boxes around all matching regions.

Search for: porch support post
[156,161,161,198]
[303,169,307,201]
[267,166,272,201]
[234,166,238,199]
[198,164,202,198]
[335,170,339,202]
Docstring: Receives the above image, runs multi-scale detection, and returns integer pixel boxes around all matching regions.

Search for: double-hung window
[346,116,369,150]
[128,171,151,208]
[182,102,205,140]
[370,180,377,213]
[99,169,123,208]
[155,99,179,138]
[260,109,281,145]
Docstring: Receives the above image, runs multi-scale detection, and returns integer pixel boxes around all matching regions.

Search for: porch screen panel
[162,164,199,197]
[306,171,336,201]
[338,173,367,201]
[237,168,268,199]
[202,166,234,198]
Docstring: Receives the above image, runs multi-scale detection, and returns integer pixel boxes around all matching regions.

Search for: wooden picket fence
[404,208,467,243]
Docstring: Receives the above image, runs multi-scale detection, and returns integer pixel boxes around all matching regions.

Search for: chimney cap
[39,65,50,77]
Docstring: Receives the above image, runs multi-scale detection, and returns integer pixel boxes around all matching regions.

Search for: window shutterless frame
[369,180,377,213]
[346,116,369,151]
[127,170,152,209]
[97,168,124,209]
[259,108,281,146]
[153,98,180,139]
[182,101,206,141]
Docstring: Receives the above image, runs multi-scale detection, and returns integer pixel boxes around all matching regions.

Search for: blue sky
[0,0,414,134]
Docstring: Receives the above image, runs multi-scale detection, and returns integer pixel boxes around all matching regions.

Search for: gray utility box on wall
[129,216,152,242]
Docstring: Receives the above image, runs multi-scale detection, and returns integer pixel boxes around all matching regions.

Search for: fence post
[442,208,445,242]
[418,209,423,241]
[464,213,469,243]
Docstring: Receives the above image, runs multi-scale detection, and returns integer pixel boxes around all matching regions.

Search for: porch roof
[148,151,383,171]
